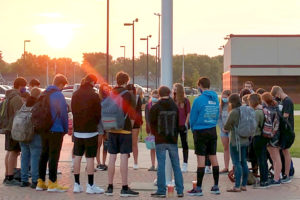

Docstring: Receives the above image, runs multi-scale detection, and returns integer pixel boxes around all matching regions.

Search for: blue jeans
[20,135,42,183]
[230,144,248,188]
[155,144,184,195]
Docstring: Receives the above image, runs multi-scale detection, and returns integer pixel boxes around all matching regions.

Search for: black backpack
[31,90,56,133]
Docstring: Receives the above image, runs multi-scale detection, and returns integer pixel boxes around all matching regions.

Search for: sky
[1,0,300,63]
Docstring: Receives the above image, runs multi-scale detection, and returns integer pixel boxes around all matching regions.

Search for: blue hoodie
[46,85,68,133]
[190,90,220,131]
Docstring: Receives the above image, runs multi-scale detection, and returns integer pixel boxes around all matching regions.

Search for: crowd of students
[0,72,295,198]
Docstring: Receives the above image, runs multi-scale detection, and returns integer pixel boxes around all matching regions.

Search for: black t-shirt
[280,96,294,130]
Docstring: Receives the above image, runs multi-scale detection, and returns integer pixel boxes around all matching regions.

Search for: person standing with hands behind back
[188,77,220,196]
[172,83,191,173]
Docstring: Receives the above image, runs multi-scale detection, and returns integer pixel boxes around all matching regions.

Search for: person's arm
[59,93,69,133]
[224,111,235,132]
[282,100,293,118]
[185,99,191,127]
[189,98,200,131]
[149,105,158,136]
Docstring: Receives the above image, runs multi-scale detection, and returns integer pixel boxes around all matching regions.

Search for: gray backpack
[11,104,35,143]
[236,105,257,138]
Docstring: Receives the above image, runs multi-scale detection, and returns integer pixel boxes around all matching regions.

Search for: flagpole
[182,48,185,87]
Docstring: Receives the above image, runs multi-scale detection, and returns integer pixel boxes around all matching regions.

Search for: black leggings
[39,132,64,182]
[179,126,189,163]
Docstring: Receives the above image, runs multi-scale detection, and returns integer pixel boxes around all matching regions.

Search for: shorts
[73,135,98,158]
[220,130,229,138]
[5,132,21,152]
[193,127,217,156]
[108,133,132,154]
[280,133,295,150]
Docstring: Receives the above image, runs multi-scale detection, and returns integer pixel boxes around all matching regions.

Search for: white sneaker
[73,183,83,193]
[205,166,212,174]
[133,164,139,170]
[181,163,188,173]
[86,184,105,194]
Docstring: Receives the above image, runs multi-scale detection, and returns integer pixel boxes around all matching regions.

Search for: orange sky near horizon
[1,0,300,64]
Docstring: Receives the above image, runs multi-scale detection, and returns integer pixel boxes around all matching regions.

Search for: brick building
[223,34,300,103]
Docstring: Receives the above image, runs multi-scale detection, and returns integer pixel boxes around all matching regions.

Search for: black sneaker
[20,182,31,187]
[105,186,113,196]
[96,164,103,171]
[102,165,108,171]
[253,181,269,189]
[151,192,166,198]
[120,188,139,197]
[211,185,221,195]
[31,182,37,189]
[177,193,184,198]
[2,177,8,184]
[5,179,21,186]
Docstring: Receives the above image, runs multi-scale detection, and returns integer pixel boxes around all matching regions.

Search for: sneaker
[5,179,21,186]
[281,175,292,184]
[36,179,48,191]
[73,183,83,193]
[148,166,156,171]
[177,193,184,198]
[31,182,37,189]
[211,185,220,195]
[120,187,139,197]
[269,179,281,187]
[47,180,68,192]
[187,187,203,196]
[2,177,8,184]
[181,163,188,173]
[105,186,113,196]
[205,166,212,174]
[102,165,108,171]
[86,184,105,194]
[253,182,269,189]
[133,164,139,170]
[151,192,166,198]
[20,182,31,187]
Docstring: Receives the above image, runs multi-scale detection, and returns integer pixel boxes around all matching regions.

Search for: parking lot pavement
[1,134,300,200]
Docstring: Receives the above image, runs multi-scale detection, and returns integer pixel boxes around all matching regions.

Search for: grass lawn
[139,115,300,158]
[294,104,300,111]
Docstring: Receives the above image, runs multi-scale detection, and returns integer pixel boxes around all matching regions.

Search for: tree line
[0,51,223,89]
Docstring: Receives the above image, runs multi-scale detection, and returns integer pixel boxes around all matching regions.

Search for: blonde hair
[136,86,144,99]
[173,83,185,104]
[31,87,41,99]
[271,86,283,97]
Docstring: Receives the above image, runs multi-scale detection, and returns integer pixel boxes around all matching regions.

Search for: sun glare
[35,23,78,49]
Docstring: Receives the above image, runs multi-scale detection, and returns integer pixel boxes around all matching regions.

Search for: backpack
[31,90,56,133]
[0,95,15,134]
[101,90,128,131]
[11,104,34,143]
[262,107,279,138]
[278,110,295,149]
[236,106,257,138]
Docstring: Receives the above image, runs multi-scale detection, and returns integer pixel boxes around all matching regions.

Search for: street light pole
[141,35,152,93]
[151,46,158,89]
[106,0,110,84]
[124,18,138,84]
[24,40,31,73]
[120,45,126,64]
[154,13,161,86]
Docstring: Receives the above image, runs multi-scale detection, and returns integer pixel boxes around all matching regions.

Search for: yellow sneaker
[47,180,68,192]
[36,179,48,191]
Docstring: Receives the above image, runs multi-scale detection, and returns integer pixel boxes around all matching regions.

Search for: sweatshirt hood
[46,85,61,93]
[202,90,218,101]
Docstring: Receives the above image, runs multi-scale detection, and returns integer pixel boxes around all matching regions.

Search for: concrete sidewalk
[1,134,300,200]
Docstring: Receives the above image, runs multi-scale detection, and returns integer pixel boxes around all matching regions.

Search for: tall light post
[151,46,158,89]
[24,40,31,72]
[124,18,138,84]
[106,0,110,83]
[120,45,126,64]
[140,35,152,93]
[154,12,161,86]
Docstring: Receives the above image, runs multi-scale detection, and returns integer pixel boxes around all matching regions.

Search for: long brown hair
[220,90,231,113]
[261,92,277,107]
[173,83,185,104]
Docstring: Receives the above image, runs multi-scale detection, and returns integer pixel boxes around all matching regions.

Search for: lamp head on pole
[134,18,139,22]
[151,47,157,50]
[124,23,133,26]
[154,13,161,16]
[24,40,31,43]
[140,38,147,41]
[120,45,125,48]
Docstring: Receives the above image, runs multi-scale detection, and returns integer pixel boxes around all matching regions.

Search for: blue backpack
[101,90,128,131]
